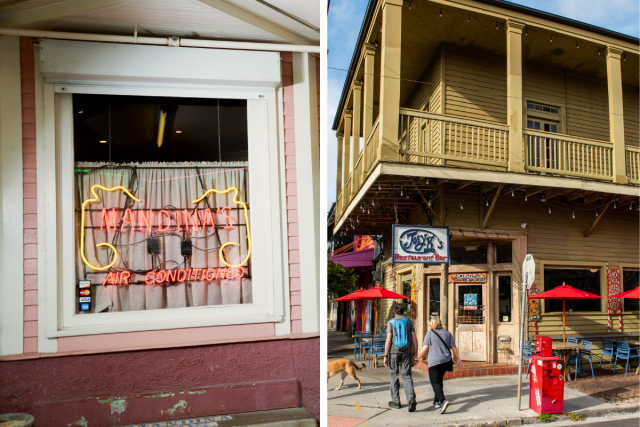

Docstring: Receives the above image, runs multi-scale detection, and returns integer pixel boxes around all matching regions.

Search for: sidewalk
[327,330,638,427]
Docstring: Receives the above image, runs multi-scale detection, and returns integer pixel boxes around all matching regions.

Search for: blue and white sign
[392,225,449,264]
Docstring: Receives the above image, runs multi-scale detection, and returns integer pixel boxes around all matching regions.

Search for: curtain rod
[0,28,321,53]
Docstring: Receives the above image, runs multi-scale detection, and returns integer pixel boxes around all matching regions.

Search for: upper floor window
[527,102,559,114]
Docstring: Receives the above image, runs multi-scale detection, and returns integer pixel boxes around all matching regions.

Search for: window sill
[47,314,282,338]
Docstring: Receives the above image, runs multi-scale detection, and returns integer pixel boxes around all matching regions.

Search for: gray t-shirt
[386,315,415,354]
[423,329,456,367]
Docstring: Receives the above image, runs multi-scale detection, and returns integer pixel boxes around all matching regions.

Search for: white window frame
[37,44,288,338]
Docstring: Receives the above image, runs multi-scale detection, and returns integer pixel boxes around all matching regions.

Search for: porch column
[351,81,362,195]
[362,42,376,144]
[377,0,402,162]
[343,111,353,201]
[336,131,344,216]
[605,46,628,184]
[505,20,525,173]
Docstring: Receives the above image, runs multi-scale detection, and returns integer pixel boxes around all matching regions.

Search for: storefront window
[623,268,639,312]
[456,284,483,324]
[498,276,511,322]
[496,243,512,264]
[544,267,601,312]
[450,245,487,265]
[74,94,252,314]
[402,277,412,315]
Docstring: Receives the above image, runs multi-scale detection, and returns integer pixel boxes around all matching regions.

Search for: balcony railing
[626,146,640,184]
[364,117,379,174]
[524,130,614,180]
[398,109,509,168]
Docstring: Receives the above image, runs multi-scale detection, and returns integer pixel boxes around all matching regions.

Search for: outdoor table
[552,343,583,381]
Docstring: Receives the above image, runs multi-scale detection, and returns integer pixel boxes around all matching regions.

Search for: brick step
[415,361,519,379]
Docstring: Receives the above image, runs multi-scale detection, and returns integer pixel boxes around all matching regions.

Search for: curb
[440,403,639,427]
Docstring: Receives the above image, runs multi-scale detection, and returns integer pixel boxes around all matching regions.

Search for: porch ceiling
[393,2,638,107]
[0,0,319,44]
[334,162,640,236]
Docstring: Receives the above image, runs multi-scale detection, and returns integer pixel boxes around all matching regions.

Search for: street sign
[522,254,535,288]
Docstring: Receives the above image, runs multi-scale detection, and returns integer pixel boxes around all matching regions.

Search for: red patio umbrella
[529,282,602,344]
[334,288,367,302]
[356,286,409,337]
[609,286,640,299]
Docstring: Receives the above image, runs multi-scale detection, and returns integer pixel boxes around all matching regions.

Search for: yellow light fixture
[590,269,599,273]
[176,130,182,134]
[157,110,167,147]
[99,140,107,143]
[78,111,83,114]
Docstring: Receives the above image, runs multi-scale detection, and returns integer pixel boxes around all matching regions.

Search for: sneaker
[439,400,450,414]
[388,401,401,409]
[434,402,441,409]
[408,399,417,412]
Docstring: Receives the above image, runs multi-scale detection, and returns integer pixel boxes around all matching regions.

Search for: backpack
[390,317,412,353]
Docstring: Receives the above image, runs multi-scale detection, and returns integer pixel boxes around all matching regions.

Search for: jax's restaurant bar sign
[392,225,449,264]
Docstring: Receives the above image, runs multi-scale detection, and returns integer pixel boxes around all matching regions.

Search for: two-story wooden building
[332,0,639,365]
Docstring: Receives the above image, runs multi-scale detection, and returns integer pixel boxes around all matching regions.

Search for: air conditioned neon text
[101,267,246,285]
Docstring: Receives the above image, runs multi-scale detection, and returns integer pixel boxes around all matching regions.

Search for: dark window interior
[496,243,512,264]
[73,94,247,163]
[498,276,512,322]
[429,277,441,317]
[544,268,601,312]
[623,269,639,312]
[450,245,487,265]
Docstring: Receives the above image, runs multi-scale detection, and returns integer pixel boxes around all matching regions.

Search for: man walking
[383,303,418,412]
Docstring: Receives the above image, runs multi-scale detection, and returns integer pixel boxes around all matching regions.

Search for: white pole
[516,271,528,411]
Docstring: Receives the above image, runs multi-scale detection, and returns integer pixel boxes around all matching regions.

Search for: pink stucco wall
[0,337,320,424]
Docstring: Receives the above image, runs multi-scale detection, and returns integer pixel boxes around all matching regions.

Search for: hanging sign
[463,293,478,310]
[392,225,449,264]
[449,273,486,283]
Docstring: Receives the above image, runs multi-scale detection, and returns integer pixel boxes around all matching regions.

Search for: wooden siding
[565,72,610,142]
[623,85,639,148]
[445,46,507,124]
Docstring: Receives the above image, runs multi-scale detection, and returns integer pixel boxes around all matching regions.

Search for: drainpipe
[0,28,321,53]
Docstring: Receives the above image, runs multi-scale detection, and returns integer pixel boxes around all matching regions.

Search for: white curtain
[75,162,252,313]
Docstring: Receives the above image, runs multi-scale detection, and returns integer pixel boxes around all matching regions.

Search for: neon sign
[81,185,251,273]
[101,267,247,285]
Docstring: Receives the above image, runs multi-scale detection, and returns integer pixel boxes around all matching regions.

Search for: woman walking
[415,317,463,414]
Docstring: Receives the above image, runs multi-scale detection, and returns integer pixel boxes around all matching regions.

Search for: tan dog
[327,359,366,390]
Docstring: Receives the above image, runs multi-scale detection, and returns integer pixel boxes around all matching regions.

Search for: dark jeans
[428,361,449,404]
[389,353,415,404]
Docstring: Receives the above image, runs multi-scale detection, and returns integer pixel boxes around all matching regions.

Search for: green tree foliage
[327,259,358,298]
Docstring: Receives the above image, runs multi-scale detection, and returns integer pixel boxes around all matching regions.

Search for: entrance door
[456,284,485,361]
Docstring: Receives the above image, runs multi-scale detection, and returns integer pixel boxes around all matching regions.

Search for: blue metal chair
[524,341,533,379]
[354,331,363,360]
[613,340,640,377]
[568,340,595,380]
[600,337,615,371]
[369,338,386,369]
[565,337,579,358]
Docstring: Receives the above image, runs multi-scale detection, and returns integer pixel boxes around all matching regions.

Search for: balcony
[334,109,640,225]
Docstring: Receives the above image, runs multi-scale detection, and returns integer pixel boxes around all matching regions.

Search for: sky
[326,0,640,212]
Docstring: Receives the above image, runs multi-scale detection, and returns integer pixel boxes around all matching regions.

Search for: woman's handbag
[432,330,455,372]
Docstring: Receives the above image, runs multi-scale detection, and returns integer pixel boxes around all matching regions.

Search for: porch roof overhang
[331,0,640,131]
[334,161,640,233]
[329,248,375,268]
